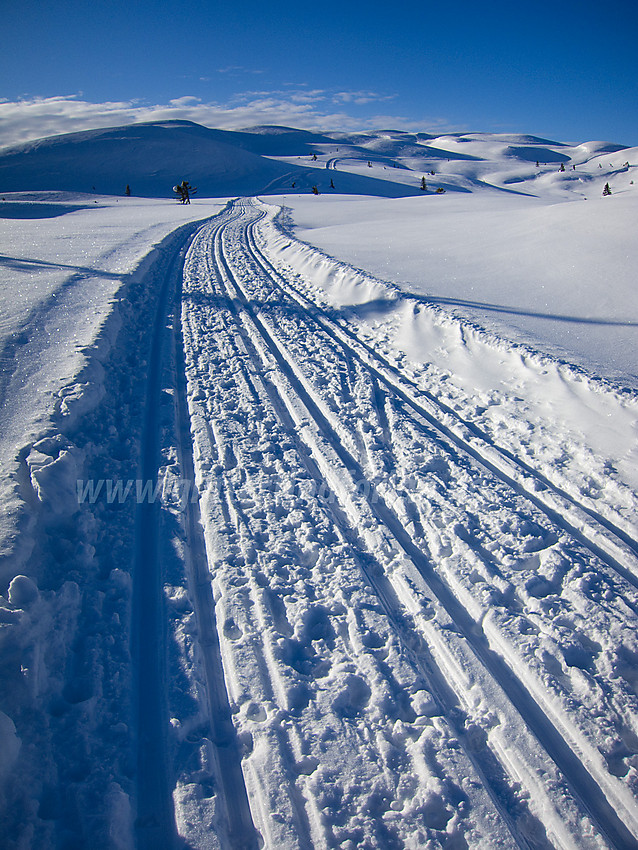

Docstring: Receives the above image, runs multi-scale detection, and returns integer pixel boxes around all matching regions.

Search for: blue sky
[1,0,637,147]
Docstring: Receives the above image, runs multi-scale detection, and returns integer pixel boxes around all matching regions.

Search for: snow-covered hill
[1,123,637,849]
[0,121,424,198]
[1,119,634,200]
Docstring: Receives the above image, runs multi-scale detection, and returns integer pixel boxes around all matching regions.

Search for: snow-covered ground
[0,124,637,849]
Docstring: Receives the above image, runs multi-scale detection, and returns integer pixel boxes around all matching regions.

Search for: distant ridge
[0,120,630,199]
[0,121,423,198]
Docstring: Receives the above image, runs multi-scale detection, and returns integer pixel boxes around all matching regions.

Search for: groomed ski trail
[130,213,259,850]
[174,198,638,848]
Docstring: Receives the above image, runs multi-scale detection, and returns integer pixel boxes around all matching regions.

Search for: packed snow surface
[1,123,637,849]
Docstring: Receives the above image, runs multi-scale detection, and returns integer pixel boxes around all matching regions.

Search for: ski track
[172,199,638,848]
[132,220,188,849]
[244,221,638,584]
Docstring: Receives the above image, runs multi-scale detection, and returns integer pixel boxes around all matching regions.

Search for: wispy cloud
[333,91,396,105]
[0,94,455,149]
[217,65,265,75]
[233,88,327,105]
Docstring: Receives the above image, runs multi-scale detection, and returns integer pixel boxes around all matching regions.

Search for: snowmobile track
[133,223,198,849]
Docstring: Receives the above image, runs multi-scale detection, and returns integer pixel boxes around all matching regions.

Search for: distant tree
[312,185,320,195]
[312,153,317,161]
[436,187,446,194]
[368,161,372,167]
[536,161,539,167]
[174,180,197,204]
[572,164,576,170]
[559,163,565,172]
[330,178,335,189]
[292,182,296,188]
[420,177,427,191]
[602,182,612,196]
[430,170,435,175]
[125,184,131,196]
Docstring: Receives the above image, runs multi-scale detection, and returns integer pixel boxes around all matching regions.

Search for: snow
[0,193,224,564]
[283,142,638,383]
[0,122,637,849]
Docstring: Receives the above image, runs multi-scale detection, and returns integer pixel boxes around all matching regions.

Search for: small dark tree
[330,178,335,189]
[174,180,197,204]
[312,185,320,195]
[559,163,565,172]
[312,153,317,161]
[602,182,612,196]
[125,184,131,196]
[420,177,427,191]
[436,187,446,194]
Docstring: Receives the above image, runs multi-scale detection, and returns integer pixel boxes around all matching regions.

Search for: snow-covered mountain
[0,120,425,198]
[1,122,637,849]
[1,119,633,199]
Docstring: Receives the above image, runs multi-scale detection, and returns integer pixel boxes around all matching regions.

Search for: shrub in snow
[174,180,197,204]
[603,182,612,196]
[436,187,446,193]
[312,185,320,195]
[420,177,427,191]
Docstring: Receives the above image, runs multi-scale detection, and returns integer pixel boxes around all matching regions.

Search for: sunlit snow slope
[1,123,637,850]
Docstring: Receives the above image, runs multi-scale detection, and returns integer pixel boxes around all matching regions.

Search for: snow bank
[0,194,222,846]
[280,184,638,383]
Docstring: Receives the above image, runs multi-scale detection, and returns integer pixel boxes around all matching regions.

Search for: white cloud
[217,66,265,75]
[168,96,202,107]
[232,88,327,105]
[333,91,396,105]
[0,94,455,149]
